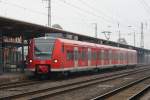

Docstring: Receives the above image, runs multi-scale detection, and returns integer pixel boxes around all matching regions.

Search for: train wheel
[34,67,40,79]
[94,68,99,73]
[63,71,69,78]
[47,66,51,79]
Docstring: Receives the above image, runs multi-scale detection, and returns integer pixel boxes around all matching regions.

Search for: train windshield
[34,37,55,60]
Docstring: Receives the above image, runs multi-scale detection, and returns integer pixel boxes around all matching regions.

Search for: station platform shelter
[0,16,63,74]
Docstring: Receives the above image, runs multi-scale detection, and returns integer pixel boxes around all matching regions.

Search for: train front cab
[27,37,58,75]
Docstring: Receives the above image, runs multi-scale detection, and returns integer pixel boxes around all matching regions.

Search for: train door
[112,49,115,65]
[97,48,101,67]
[104,49,109,65]
[88,48,91,66]
[101,49,104,66]
[74,47,78,68]
[64,45,74,68]
[109,49,112,65]
[118,50,120,65]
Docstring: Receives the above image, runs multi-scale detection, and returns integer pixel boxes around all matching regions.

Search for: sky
[0,0,150,49]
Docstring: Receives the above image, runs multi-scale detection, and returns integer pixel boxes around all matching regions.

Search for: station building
[0,35,25,73]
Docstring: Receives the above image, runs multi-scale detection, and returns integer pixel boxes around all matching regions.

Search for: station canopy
[0,16,150,52]
[0,16,72,39]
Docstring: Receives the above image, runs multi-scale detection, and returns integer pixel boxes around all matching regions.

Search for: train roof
[57,38,137,52]
[57,38,95,47]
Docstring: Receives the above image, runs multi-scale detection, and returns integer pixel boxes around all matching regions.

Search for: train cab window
[34,37,55,60]
[66,50,74,61]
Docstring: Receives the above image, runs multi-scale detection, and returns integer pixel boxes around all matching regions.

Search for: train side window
[99,50,101,60]
[117,52,118,61]
[82,49,85,60]
[101,50,104,60]
[104,50,108,60]
[109,50,112,60]
[118,52,120,61]
[78,50,82,60]
[66,50,74,61]
[112,51,114,61]
[92,50,97,60]
[92,51,94,60]
[114,51,116,61]
[82,48,87,60]
[95,51,97,60]
[62,43,64,52]
[115,52,117,60]
[88,49,91,60]
[120,53,122,61]
[74,49,78,60]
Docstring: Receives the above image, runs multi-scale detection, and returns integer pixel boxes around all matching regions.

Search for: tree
[117,38,128,45]
[52,24,63,29]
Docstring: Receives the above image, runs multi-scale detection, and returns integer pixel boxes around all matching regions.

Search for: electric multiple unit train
[27,37,137,75]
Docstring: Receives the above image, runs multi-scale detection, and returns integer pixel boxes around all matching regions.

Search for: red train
[26,37,137,75]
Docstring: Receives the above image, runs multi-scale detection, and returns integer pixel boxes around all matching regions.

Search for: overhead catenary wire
[59,0,132,31]
[0,0,48,16]
[79,0,134,28]
[59,0,116,25]
[79,0,118,23]
[137,0,150,17]
[52,0,95,24]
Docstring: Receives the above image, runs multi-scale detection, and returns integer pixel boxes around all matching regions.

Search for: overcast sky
[0,0,150,49]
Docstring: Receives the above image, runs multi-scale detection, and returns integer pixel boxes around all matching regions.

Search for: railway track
[1,66,150,100]
[0,68,128,90]
[0,79,46,90]
[91,72,150,100]
[129,85,150,100]
[0,68,129,90]
[0,65,145,91]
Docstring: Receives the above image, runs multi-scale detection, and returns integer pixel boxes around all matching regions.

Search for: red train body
[27,37,137,74]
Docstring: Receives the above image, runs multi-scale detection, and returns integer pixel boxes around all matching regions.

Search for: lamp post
[102,31,111,40]
[43,0,51,27]
[128,26,136,47]
[92,23,98,38]
[117,23,121,42]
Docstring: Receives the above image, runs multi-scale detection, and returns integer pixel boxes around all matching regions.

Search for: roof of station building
[0,16,149,52]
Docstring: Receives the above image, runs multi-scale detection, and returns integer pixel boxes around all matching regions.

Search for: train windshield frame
[34,37,56,60]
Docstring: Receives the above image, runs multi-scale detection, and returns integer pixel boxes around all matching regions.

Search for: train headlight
[53,59,58,63]
[29,60,33,63]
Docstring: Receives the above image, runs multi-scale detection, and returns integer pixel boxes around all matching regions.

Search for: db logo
[40,61,46,64]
